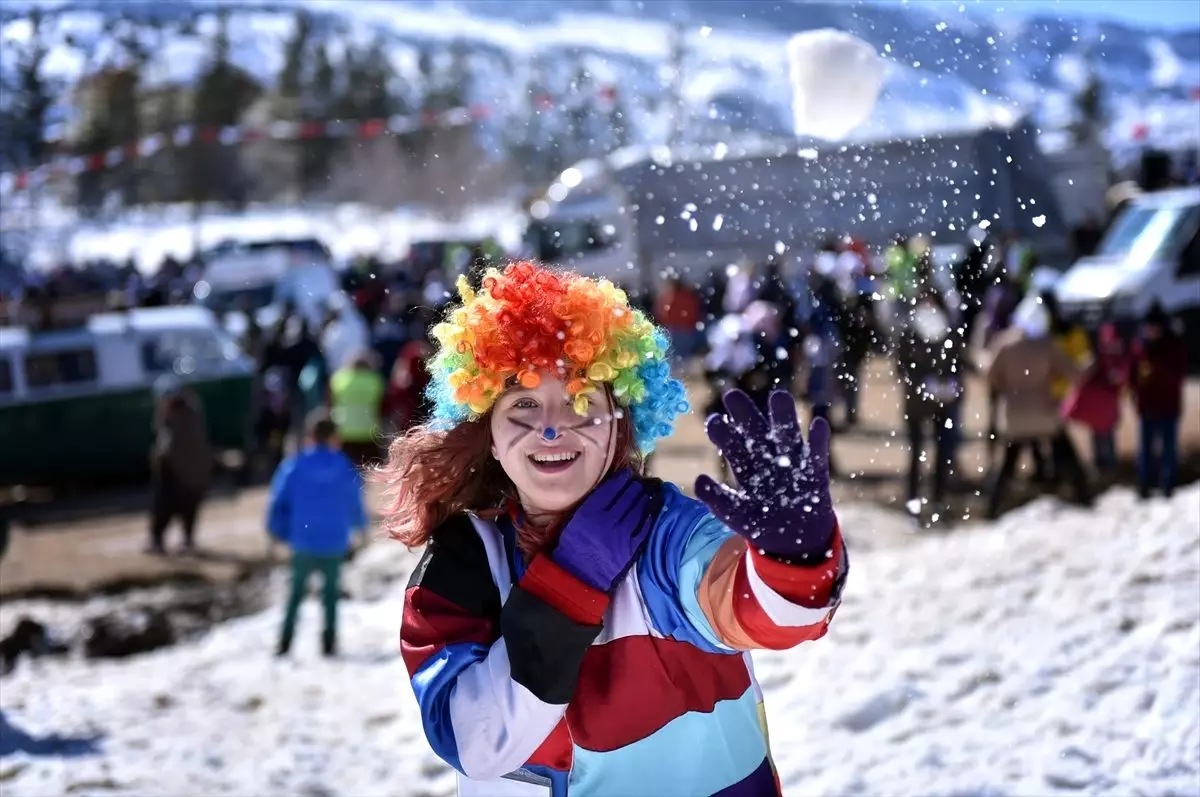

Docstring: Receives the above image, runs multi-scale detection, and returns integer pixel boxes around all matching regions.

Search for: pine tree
[299,40,338,195]
[1072,75,1104,146]
[279,11,312,102]
[75,75,115,215]
[1071,38,1106,148]
[410,43,470,164]
[359,35,399,119]
[608,88,631,152]
[5,8,53,172]
[190,8,260,206]
[113,23,148,205]
[336,35,396,121]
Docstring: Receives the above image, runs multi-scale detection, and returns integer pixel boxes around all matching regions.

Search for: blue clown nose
[542,426,558,441]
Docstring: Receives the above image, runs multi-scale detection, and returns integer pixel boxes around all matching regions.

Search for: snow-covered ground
[2,485,1197,796]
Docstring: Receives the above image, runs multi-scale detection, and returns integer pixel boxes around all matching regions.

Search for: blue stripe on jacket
[410,640,490,775]
[638,484,739,655]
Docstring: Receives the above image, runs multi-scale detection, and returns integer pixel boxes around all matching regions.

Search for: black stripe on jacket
[409,514,601,704]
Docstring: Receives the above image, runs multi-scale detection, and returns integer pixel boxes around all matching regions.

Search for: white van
[1055,186,1200,338]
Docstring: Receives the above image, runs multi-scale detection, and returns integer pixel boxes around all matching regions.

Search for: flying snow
[786,29,886,141]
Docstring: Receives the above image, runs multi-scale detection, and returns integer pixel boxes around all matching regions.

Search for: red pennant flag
[598,85,616,102]
[469,103,492,120]
[200,126,219,144]
[14,171,28,190]
[125,142,140,160]
[1132,123,1149,141]
[359,118,386,138]
[88,152,106,170]
[535,93,554,110]
[300,121,324,139]
[420,109,440,127]
[242,127,264,142]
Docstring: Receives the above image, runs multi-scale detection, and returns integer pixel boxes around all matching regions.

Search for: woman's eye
[512,398,538,410]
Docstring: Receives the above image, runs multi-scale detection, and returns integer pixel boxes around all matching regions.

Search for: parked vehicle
[0,306,254,488]
[1055,186,1200,355]
[194,238,368,370]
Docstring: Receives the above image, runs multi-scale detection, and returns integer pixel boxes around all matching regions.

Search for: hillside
[0,0,1197,196]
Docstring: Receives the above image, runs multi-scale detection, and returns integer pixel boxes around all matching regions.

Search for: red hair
[377,400,642,557]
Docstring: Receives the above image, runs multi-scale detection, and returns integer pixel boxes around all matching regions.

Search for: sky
[895,0,1200,30]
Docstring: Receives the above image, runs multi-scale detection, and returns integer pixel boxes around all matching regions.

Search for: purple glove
[551,470,664,593]
[695,389,836,564]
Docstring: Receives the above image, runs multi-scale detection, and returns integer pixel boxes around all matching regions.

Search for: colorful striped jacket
[401,482,848,797]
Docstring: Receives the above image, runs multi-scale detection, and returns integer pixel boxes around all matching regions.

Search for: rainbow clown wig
[426,262,689,454]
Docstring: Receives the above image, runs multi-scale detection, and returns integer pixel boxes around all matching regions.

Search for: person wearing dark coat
[1129,304,1188,499]
[895,288,969,518]
[953,238,992,346]
[148,384,213,554]
[836,290,876,428]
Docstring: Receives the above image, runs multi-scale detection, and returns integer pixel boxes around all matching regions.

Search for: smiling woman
[378,261,850,797]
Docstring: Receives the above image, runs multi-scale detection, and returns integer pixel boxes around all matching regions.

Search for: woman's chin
[519,479,592,516]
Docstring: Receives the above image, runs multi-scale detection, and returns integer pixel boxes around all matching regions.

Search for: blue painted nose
[542,426,558,441]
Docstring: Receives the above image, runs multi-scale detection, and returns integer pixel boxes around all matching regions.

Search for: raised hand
[695,389,835,564]
[551,470,665,593]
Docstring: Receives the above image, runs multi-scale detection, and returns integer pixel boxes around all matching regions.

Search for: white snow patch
[1147,38,1186,89]
[1053,52,1091,92]
[1,487,1198,795]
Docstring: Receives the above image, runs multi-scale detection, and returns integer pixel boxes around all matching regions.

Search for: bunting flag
[0,90,617,196]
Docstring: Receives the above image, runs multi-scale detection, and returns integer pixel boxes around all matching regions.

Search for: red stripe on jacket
[525,718,573,771]
[400,586,497,674]
[731,531,845,650]
[566,634,752,753]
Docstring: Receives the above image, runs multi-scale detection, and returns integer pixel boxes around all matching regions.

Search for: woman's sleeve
[401,517,607,780]
[639,488,847,654]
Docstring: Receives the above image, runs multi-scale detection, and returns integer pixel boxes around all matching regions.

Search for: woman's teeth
[530,452,579,464]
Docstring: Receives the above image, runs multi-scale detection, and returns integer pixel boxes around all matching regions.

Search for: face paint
[490,372,618,515]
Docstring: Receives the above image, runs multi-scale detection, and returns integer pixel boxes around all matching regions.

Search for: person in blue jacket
[267,409,368,657]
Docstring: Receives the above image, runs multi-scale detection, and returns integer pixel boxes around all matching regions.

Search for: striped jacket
[401,483,848,797]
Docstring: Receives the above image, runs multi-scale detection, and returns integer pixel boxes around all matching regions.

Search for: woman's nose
[536,401,577,439]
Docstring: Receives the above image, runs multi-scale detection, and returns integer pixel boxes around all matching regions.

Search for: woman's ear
[491,443,499,460]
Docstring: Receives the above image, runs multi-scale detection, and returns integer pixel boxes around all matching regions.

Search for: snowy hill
[0,0,1197,178]
[2,486,1198,795]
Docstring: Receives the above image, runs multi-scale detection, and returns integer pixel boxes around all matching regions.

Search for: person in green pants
[267,411,367,657]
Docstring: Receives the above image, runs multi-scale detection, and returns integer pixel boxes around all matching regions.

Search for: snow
[786,29,886,141]
[2,485,1198,796]
[1148,38,1188,89]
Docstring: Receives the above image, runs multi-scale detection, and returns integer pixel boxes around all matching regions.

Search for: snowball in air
[786,29,886,140]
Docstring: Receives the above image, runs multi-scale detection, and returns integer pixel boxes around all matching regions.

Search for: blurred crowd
[2,224,1189,554]
[688,231,1186,523]
[203,227,1188,536]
